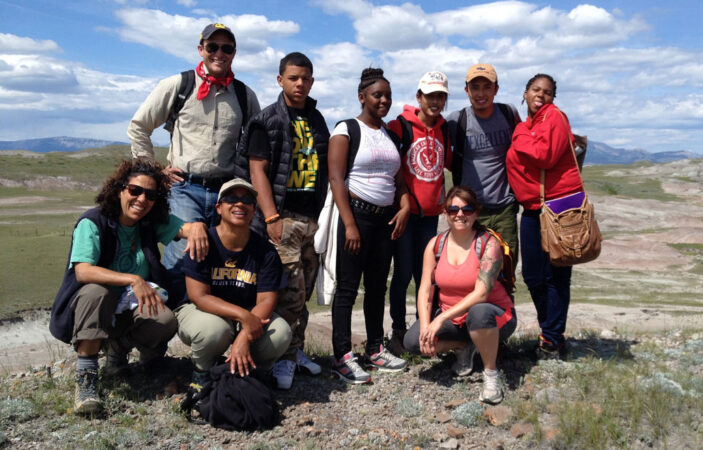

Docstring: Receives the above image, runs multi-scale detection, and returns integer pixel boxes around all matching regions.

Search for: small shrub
[452,401,484,427]
[395,397,422,418]
[0,398,36,423]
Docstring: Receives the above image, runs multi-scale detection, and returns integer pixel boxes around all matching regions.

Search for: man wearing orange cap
[447,63,521,263]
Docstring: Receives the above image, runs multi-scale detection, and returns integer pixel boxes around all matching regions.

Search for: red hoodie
[388,105,452,216]
[506,103,582,210]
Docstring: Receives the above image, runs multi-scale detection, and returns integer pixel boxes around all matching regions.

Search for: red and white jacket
[388,105,452,217]
[506,103,582,210]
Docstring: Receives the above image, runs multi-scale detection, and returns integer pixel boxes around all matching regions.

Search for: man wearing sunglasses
[177,178,291,389]
[128,23,261,305]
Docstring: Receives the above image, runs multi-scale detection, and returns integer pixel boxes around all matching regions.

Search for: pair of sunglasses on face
[204,42,235,55]
[446,205,477,215]
[123,184,160,201]
[219,195,256,205]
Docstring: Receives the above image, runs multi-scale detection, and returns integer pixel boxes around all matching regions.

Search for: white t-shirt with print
[331,119,400,206]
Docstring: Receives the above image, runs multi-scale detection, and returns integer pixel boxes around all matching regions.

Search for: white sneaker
[272,359,296,390]
[297,349,322,375]
[479,371,504,404]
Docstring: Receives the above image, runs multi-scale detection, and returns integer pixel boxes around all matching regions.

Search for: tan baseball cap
[218,178,257,202]
[418,71,449,94]
[465,63,497,84]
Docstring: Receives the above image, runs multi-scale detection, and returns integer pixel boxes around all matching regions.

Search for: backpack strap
[232,78,249,134]
[474,229,490,259]
[398,116,413,156]
[496,102,519,135]
[164,70,195,134]
[431,230,450,285]
[451,108,467,186]
[440,120,450,164]
[336,119,360,178]
[164,71,249,139]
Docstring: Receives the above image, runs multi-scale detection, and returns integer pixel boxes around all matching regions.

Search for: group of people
[49,23,584,415]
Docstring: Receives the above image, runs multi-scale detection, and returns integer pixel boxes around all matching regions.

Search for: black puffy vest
[49,207,170,343]
[234,93,329,236]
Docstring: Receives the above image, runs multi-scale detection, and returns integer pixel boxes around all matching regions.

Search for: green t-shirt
[69,214,184,280]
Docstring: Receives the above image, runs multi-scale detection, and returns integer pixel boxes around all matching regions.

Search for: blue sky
[1,0,702,153]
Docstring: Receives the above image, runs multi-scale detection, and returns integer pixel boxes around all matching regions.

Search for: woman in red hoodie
[386,71,451,354]
[506,74,582,359]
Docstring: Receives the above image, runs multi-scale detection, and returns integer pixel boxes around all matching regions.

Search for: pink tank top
[435,235,513,325]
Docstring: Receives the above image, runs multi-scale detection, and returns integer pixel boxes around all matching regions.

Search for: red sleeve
[512,109,573,170]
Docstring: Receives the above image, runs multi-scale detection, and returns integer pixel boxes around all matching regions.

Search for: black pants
[331,206,394,359]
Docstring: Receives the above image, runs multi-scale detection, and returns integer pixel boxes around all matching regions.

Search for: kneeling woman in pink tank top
[404,185,517,405]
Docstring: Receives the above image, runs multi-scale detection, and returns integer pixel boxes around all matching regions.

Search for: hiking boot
[364,345,408,372]
[386,329,406,356]
[332,352,371,385]
[74,369,101,414]
[104,338,129,377]
[451,342,478,377]
[479,372,503,405]
[272,359,296,390]
[536,335,567,360]
[297,349,321,375]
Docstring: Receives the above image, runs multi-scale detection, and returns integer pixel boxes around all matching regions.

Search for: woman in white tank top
[327,68,411,384]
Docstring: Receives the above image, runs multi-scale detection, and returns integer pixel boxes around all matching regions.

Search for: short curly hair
[95,157,170,224]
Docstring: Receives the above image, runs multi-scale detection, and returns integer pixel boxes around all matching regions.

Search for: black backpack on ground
[163,70,249,137]
[181,364,280,431]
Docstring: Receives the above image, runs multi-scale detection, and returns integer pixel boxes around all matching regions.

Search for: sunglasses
[219,195,256,205]
[446,205,476,215]
[204,42,235,55]
[123,184,159,201]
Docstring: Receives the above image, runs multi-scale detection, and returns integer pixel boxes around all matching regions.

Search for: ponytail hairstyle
[358,67,389,93]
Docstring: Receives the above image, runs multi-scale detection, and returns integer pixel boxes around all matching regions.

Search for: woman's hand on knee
[131,276,165,317]
[226,335,255,376]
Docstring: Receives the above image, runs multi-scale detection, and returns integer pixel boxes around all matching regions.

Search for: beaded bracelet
[265,213,281,224]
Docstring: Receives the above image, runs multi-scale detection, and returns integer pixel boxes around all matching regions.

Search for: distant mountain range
[0,136,699,165]
[0,136,128,152]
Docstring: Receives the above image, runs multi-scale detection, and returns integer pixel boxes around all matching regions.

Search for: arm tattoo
[478,239,502,293]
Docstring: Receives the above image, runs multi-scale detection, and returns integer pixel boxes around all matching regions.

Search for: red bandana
[195,61,234,100]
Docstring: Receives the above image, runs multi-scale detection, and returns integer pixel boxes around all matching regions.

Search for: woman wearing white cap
[386,71,451,354]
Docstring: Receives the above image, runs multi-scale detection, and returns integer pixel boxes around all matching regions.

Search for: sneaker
[536,335,567,360]
[386,329,406,357]
[479,372,504,405]
[272,359,296,390]
[364,345,408,372]
[74,369,101,414]
[297,349,321,375]
[451,343,478,377]
[332,352,371,385]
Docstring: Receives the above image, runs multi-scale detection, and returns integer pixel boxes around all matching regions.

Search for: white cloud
[0,33,61,55]
[113,8,299,71]
[177,0,197,8]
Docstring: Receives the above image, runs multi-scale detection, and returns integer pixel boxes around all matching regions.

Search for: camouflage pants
[275,212,319,362]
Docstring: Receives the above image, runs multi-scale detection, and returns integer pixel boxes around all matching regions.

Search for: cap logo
[214,23,226,29]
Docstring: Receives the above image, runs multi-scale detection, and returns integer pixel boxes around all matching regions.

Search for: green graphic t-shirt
[283,108,318,216]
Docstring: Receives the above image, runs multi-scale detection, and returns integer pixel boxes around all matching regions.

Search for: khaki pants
[274,213,319,361]
[175,303,292,371]
[71,283,177,360]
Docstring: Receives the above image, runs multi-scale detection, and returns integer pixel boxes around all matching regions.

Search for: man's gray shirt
[447,104,519,209]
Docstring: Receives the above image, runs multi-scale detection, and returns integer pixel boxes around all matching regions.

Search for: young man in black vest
[234,52,329,389]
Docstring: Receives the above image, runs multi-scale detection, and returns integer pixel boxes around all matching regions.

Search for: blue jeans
[389,214,438,331]
[520,211,572,346]
[163,180,220,305]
